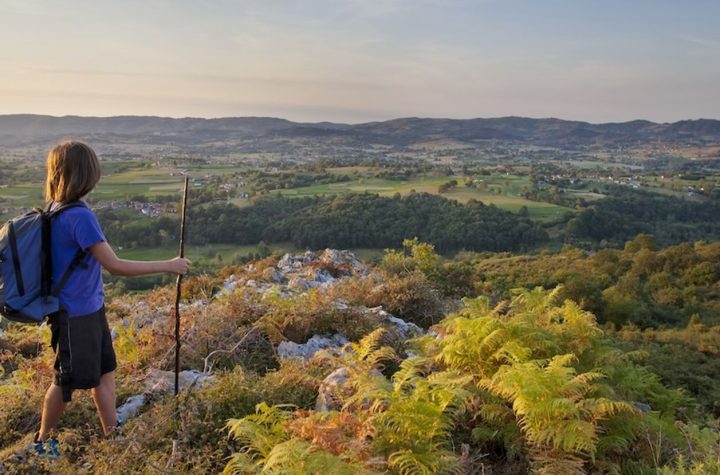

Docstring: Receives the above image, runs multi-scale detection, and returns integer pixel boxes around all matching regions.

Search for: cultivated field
[269,172,573,221]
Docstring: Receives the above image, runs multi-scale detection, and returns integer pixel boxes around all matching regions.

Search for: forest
[98,193,549,253]
[566,187,720,246]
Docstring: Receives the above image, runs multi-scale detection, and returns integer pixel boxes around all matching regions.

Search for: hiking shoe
[30,433,60,458]
[108,418,125,439]
[45,438,60,458]
[32,437,47,457]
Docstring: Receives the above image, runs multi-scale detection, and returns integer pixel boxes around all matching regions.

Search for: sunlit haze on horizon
[1,0,719,124]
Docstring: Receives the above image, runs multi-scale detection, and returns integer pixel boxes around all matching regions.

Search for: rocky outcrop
[143,368,216,394]
[115,369,216,424]
[110,249,422,424]
[277,334,349,359]
[364,306,423,339]
[220,248,371,297]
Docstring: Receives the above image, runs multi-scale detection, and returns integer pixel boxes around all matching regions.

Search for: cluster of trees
[443,235,720,328]
[437,179,458,193]
[0,160,44,187]
[371,163,439,181]
[235,193,547,252]
[245,170,352,193]
[97,209,179,248]
[98,193,548,253]
[566,186,720,246]
[373,169,418,180]
[383,237,720,416]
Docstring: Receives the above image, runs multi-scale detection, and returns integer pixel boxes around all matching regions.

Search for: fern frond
[388,447,461,475]
[391,356,432,393]
[262,438,313,472]
[460,295,492,316]
[222,451,258,475]
[531,450,586,475]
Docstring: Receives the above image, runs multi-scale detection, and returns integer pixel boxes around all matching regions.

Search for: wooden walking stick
[174,176,189,396]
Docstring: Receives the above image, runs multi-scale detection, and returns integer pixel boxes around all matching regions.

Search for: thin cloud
[676,34,720,48]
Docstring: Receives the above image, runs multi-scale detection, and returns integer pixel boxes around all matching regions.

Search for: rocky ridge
[116,249,422,421]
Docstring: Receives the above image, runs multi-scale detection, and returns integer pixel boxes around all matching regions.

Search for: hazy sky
[1,0,718,123]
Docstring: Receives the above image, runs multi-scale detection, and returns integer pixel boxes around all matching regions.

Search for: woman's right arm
[89,241,191,276]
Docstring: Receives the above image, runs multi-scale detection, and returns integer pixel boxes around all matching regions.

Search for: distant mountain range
[1,114,719,153]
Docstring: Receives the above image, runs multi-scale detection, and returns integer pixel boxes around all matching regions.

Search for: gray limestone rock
[144,368,216,394]
[365,306,423,339]
[287,276,310,291]
[116,394,146,423]
[315,367,351,412]
[277,334,349,360]
[315,366,384,412]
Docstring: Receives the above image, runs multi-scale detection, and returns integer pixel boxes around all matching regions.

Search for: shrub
[365,272,446,328]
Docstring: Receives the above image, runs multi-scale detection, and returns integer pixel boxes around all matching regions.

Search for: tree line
[98,192,548,253]
[566,186,720,246]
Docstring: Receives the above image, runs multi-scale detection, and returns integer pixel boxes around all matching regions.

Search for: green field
[1,163,573,223]
[0,163,239,208]
[563,190,606,201]
[267,174,573,221]
[326,166,377,174]
[0,167,185,207]
[96,166,184,199]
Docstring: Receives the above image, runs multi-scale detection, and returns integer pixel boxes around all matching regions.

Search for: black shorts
[50,306,117,392]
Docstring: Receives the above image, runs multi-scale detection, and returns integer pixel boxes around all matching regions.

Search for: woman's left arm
[89,241,190,276]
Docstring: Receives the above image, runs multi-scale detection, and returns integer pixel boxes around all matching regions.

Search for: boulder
[179,299,206,310]
[304,268,336,286]
[220,275,241,294]
[319,249,365,274]
[315,367,351,412]
[262,267,285,283]
[365,306,423,339]
[277,334,349,360]
[116,394,146,423]
[316,366,383,412]
[144,369,216,394]
[277,251,317,273]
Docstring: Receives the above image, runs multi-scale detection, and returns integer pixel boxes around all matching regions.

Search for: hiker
[33,140,191,456]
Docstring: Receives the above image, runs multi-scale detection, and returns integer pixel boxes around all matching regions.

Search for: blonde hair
[45,140,101,203]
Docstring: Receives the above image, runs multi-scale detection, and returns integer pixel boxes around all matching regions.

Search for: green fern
[224,403,370,474]
[479,353,636,473]
[225,285,704,474]
[345,356,472,474]
[225,402,295,466]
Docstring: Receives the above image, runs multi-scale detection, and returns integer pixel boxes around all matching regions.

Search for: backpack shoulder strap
[47,200,88,218]
[51,249,89,298]
[44,200,90,298]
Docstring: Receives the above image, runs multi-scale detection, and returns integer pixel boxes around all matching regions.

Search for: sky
[0,0,719,123]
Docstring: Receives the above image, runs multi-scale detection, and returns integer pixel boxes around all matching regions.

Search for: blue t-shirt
[50,203,106,317]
